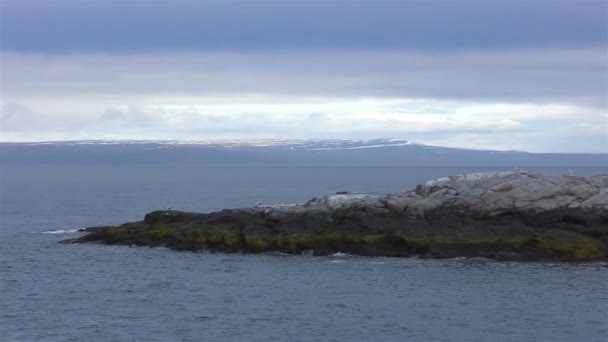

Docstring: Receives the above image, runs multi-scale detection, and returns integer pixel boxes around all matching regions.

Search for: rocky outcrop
[69,172,608,261]
[413,172,607,215]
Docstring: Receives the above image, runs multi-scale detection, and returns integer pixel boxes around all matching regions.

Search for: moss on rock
[72,207,608,261]
[224,229,247,252]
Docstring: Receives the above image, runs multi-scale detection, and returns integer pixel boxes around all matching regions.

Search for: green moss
[224,229,241,245]
[361,234,389,244]
[402,233,608,260]
[464,215,476,225]
[147,226,174,239]
[287,236,299,254]
[118,222,149,229]
[149,210,182,217]
[274,233,299,253]
[536,235,606,260]
[224,229,246,252]
[275,234,287,250]
[273,233,320,254]
[290,233,317,249]
[201,230,225,246]
[246,234,276,252]
[407,235,528,246]
[405,235,529,258]
[144,210,186,225]
[75,217,607,261]
[318,231,345,241]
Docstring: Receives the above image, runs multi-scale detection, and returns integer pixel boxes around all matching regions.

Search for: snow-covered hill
[0,139,605,166]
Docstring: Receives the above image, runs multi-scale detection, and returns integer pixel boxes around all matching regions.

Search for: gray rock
[409,171,607,216]
[256,171,607,219]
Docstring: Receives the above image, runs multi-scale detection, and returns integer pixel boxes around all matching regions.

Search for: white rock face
[303,193,393,215]
[256,172,608,218]
[410,171,608,216]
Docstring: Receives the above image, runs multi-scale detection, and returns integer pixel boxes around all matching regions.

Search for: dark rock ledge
[65,172,608,261]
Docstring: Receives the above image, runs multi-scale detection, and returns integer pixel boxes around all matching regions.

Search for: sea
[1,160,607,341]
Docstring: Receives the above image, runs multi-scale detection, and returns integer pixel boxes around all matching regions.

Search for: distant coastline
[2,139,607,166]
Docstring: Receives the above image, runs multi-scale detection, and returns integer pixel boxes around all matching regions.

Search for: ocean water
[1,164,607,342]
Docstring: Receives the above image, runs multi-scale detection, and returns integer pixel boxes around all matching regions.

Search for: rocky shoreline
[65,171,608,261]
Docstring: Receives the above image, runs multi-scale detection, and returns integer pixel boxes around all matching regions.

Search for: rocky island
[68,172,608,261]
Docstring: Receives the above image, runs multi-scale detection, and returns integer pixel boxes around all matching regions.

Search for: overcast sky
[1,0,607,152]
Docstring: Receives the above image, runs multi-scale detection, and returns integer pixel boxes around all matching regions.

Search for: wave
[41,229,81,234]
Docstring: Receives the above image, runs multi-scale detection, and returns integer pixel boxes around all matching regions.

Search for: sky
[0,0,607,152]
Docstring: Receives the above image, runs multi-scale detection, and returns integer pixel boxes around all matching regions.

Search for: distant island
[2,139,607,166]
[65,171,608,261]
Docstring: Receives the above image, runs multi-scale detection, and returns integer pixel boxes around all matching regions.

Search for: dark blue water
[1,165,607,341]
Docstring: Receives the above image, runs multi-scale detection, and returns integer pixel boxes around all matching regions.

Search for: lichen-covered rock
[410,172,607,216]
[68,172,608,261]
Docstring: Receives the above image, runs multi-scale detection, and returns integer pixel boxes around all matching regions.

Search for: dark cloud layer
[1,1,607,52]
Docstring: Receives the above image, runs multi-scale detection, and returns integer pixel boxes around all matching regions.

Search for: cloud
[1,1,605,153]
[1,1,606,52]
[0,97,605,153]
[0,49,605,152]
[0,101,88,141]
[418,126,608,154]
[96,107,159,129]
[0,102,37,131]
[2,49,606,106]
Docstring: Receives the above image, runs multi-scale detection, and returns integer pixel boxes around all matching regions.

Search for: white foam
[446,256,468,261]
[330,252,350,257]
[41,229,81,234]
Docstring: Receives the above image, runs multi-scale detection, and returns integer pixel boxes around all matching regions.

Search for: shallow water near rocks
[1,164,607,341]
